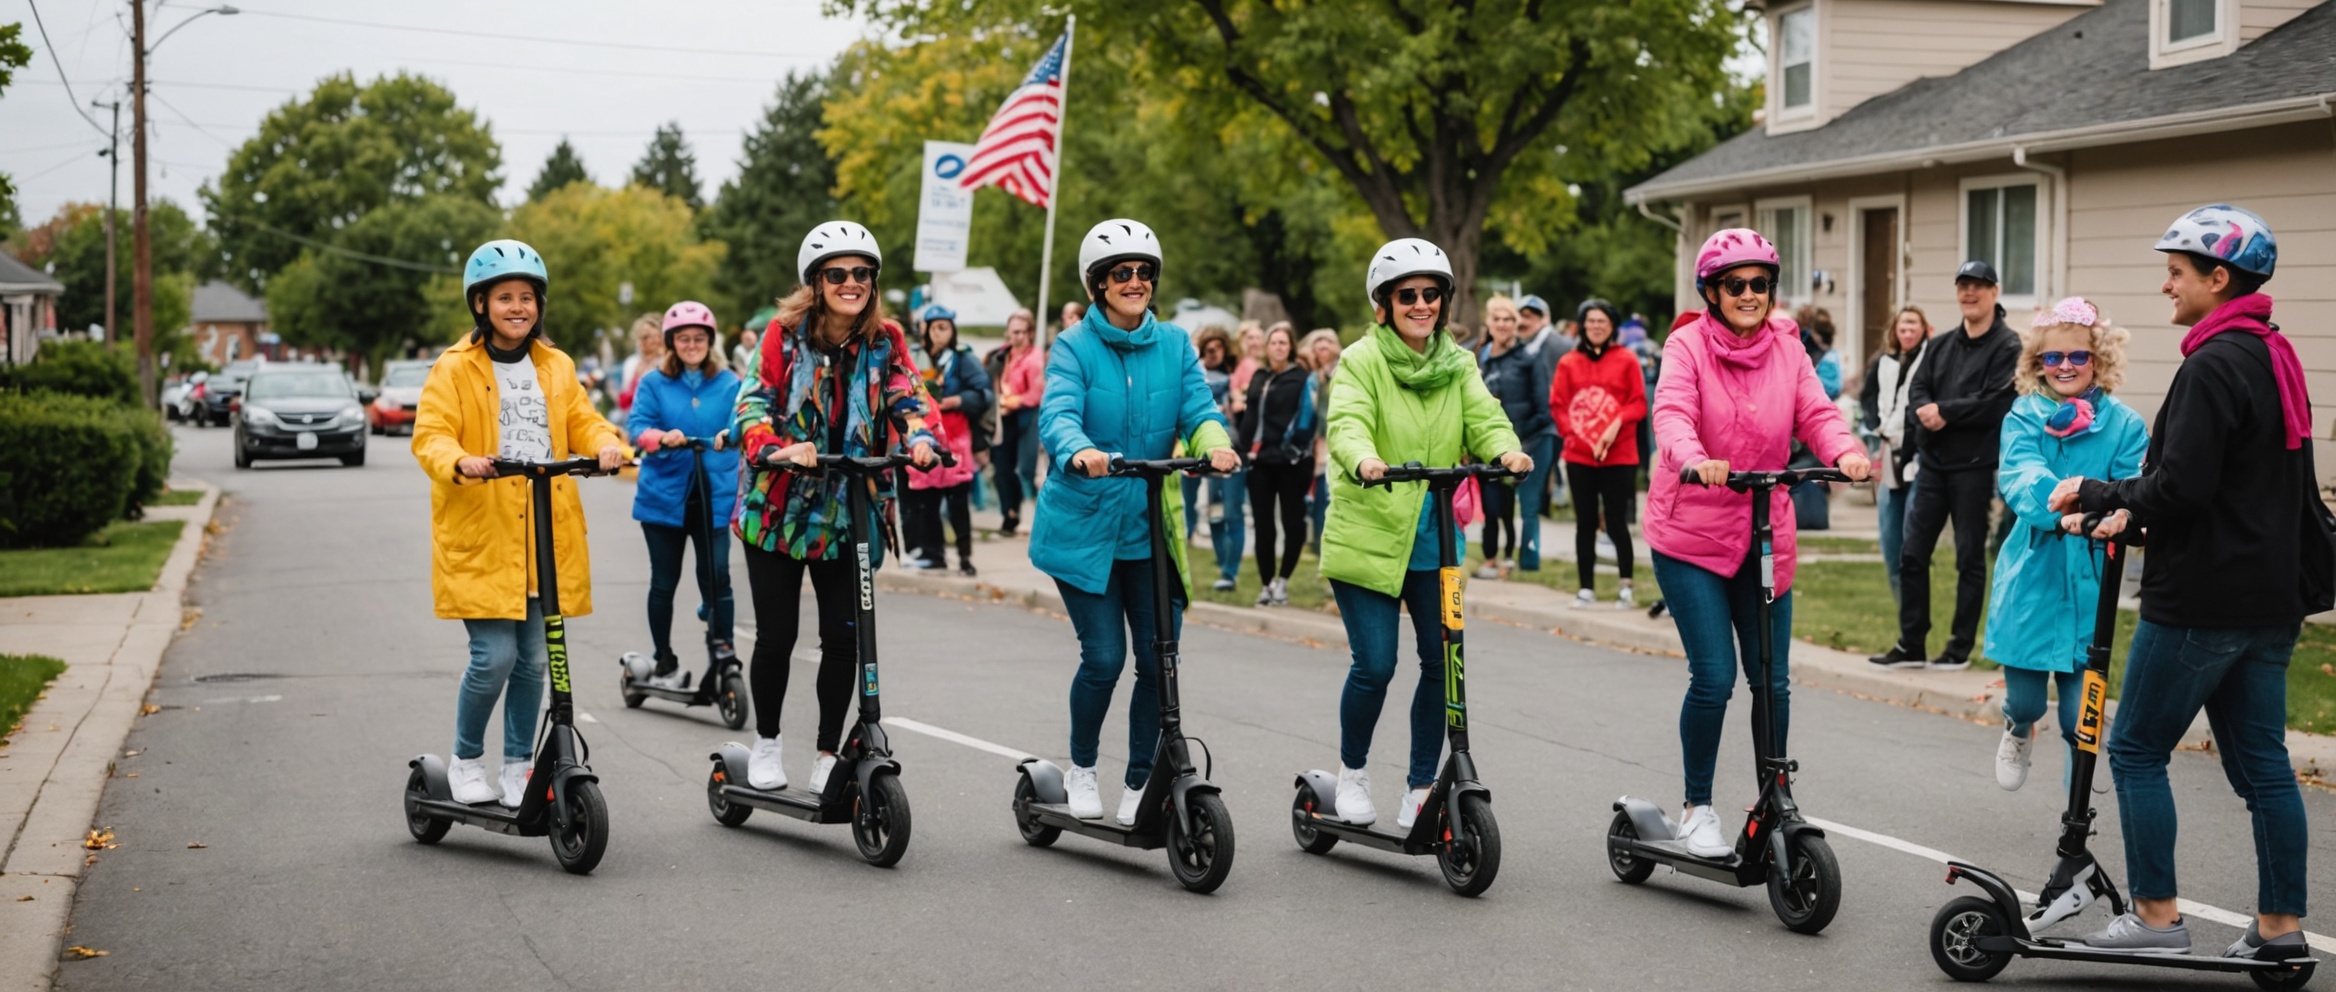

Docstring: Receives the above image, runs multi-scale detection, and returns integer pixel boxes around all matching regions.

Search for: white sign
[927,268,1023,327]
[914,140,978,273]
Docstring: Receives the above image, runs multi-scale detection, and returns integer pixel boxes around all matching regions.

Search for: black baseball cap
[1954,260,1999,286]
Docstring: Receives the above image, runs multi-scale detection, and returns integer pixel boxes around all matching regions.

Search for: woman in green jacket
[1320,238,1533,830]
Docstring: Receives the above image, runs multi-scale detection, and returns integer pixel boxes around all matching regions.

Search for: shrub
[110,406,173,511]
[0,340,140,406]
[0,392,139,548]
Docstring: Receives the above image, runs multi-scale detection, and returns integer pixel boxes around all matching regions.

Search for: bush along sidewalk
[0,341,175,548]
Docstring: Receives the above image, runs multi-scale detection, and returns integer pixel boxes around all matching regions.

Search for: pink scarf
[2180,293,2309,449]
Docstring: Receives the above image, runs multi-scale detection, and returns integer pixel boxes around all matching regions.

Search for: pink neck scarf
[2180,293,2309,449]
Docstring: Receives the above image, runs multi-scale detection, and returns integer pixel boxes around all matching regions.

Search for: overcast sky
[2,0,871,228]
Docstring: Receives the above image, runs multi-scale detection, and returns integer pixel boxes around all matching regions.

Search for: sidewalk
[0,482,219,992]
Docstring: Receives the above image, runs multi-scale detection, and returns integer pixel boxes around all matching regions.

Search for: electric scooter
[619,434,748,730]
[1010,456,1237,894]
[1291,461,1513,897]
[1929,519,2317,989]
[1605,466,1851,934]
[404,455,624,875]
[705,450,935,867]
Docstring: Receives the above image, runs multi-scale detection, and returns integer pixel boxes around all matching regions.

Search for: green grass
[0,654,68,736]
[1799,535,1882,555]
[1187,543,1336,613]
[149,488,204,506]
[0,521,185,597]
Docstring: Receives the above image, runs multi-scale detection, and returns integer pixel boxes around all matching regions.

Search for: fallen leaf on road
[186,842,206,849]
[63,947,107,960]
[14,895,29,902]
[82,855,97,867]
[123,750,140,757]
[139,705,159,716]
[82,830,114,850]
[123,772,137,779]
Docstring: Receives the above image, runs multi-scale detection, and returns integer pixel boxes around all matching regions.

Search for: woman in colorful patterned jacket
[731,222,940,795]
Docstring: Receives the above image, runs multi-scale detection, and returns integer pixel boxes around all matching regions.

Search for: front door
[1860,207,1900,362]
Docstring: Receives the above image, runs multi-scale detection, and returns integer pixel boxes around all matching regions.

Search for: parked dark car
[234,364,368,468]
[200,360,260,427]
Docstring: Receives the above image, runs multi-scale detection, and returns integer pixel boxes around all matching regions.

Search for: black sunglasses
[1719,275,1774,297]
[819,266,877,285]
[1107,263,1158,285]
[1392,286,1444,306]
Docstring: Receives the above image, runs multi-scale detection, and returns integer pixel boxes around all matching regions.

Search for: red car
[368,361,432,435]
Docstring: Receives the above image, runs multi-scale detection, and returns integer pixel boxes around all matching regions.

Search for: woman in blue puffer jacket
[629,301,744,690]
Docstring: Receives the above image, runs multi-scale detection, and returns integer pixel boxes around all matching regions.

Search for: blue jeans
[455,598,546,762]
[1308,472,1328,555]
[1877,481,1911,606]
[1059,558,1183,790]
[1331,572,1447,789]
[2109,620,2308,914]
[1653,550,1793,807]
[641,500,734,660]
[1516,434,1556,570]
[1201,470,1247,582]
[2002,666,2081,743]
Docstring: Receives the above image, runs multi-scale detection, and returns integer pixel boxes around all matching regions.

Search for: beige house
[1629,0,2336,466]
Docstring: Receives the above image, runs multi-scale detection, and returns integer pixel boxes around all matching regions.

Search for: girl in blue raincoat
[1983,297,2148,792]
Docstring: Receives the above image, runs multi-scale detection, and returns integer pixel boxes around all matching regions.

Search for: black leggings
[1566,462,1637,591]
[742,544,857,749]
[1481,479,1517,561]
[1246,458,1313,581]
[904,483,973,566]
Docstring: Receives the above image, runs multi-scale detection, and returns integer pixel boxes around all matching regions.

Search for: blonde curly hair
[2015,298,2128,395]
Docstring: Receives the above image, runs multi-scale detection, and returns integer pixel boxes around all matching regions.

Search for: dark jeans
[1309,472,1329,556]
[1877,481,1911,606]
[1897,465,1993,659]
[1481,478,1517,562]
[1247,459,1313,581]
[1059,558,1183,790]
[1517,434,1556,569]
[1653,550,1793,807]
[1330,572,1447,789]
[1566,461,1637,591]
[995,409,1038,522]
[640,494,734,661]
[904,483,974,567]
[741,544,858,750]
[2110,620,2308,914]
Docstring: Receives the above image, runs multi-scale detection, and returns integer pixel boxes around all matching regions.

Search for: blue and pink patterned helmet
[1694,228,1780,288]
[2155,204,2277,279]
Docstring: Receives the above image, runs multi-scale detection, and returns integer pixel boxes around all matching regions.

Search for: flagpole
[1035,15,1074,348]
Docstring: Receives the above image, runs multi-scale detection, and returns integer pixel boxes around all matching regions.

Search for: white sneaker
[809,753,838,794]
[1116,781,1147,826]
[1395,787,1431,830]
[1474,563,1501,581]
[1996,722,2035,791]
[748,736,787,790]
[1334,765,1376,825]
[1066,765,1103,819]
[448,757,498,805]
[1210,578,1236,592]
[1571,589,1598,609]
[498,761,531,809]
[1616,585,1635,610]
[1269,577,1290,605]
[1680,804,1732,857]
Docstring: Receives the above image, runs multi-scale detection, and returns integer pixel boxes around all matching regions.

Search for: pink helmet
[1694,228,1781,287]
[662,301,717,346]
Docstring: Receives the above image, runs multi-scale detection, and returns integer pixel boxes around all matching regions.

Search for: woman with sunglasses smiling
[730,221,941,795]
[1317,238,1532,829]
[1643,228,1869,858]
[1030,219,1239,824]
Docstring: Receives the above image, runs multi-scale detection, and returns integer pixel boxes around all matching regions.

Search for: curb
[0,481,219,992]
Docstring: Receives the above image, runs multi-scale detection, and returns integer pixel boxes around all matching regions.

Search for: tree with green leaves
[527,138,593,203]
[434,183,721,351]
[702,72,836,322]
[201,72,501,289]
[264,194,501,376]
[0,23,34,224]
[630,122,703,212]
[12,200,203,364]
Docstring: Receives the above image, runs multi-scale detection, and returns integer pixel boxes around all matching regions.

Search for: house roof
[191,280,267,323]
[0,252,64,294]
[1630,0,2336,202]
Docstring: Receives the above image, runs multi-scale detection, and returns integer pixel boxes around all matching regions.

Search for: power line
[245,220,463,274]
[24,0,115,139]
[19,76,300,94]
[148,91,238,149]
[232,6,828,60]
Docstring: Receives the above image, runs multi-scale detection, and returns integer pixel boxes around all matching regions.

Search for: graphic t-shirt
[493,352,552,462]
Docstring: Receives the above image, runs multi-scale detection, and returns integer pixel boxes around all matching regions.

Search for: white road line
[884,717,1035,761]
[577,712,599,724]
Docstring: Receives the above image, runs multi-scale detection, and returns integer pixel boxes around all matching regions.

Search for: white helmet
[797,221,883,285]
[1077,219,1163,286]
[1365,238,1453,307]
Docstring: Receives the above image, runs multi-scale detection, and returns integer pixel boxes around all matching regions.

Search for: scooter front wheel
[1167,792,1235,894]
[620,669,646,709]
[403,767,450,844]
[1769,833,1841,934]
[2254,961,2317,992]
[706,763,751,826]
[718,675,748,730]
[1290,784,1337,855]
[1929,895,2014,981]
[851,773,911,868]
[1438,794,1501,897]
[1605,810,1655,884]
[550,780,608,875]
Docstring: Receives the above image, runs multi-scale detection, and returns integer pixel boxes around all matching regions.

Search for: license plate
[295,431,318,451]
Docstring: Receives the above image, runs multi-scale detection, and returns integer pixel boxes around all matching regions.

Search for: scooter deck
[1612,836,1761,887]
[631,684,714,705]
[1982,937,2315,974]
[1297,813,1437,855]
[409,797,545,837]
[719,783,845,824]
[1026,804,1166,850]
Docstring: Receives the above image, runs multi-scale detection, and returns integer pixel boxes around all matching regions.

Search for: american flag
[959,33,1067,208]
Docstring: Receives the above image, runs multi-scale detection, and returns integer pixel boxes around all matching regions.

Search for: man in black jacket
[1871,261,2020,671]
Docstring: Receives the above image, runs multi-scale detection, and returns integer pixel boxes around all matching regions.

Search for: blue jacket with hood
[629,366,744,529]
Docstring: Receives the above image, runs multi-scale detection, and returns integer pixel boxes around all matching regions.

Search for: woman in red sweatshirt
[1549,298,1648,609]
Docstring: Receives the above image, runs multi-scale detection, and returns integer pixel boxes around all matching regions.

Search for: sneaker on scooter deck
[618,435,750,730]
[704,450,926,868]
[1011,456,1236,895]
[1606,466,1849,934]
[404,456,621,875]
[1290,461,1511,898]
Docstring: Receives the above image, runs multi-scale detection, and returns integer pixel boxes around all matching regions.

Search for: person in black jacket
[2049,205,2311,957]
[1236,323,1318,605]
[1871,261,2020,671]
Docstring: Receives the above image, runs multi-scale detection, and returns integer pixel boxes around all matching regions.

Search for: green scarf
[1368,322,1470,391]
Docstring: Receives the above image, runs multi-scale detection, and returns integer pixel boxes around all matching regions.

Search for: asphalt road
[53,423,2336,991]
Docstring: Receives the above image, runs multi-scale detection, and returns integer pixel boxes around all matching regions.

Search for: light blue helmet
[463,239,549,298]
[2155,204,2277,280]
[919,304,957,325]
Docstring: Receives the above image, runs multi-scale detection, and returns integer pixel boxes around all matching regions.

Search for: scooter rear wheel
[2253,961,2317,992]
[851,773,911,868]
[718,675,748,730]
[1167,792,1235,894]
[550,780,608,875]
[1929,895,2014,981]
[1769,833,1841,934]
[706,763,751,826]
[1605,810,1655,884]
[1012,775,1060,848]
[1437,794,1501,897]
[620,670,646,709]
[1290,784,1337,855]
[403,767,450,844]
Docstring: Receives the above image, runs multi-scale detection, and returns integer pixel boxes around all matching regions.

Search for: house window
[1779,6,1815,112]
[1757,200,1812,303]
[2167,0,2217,42]
[1965,182,2039,298]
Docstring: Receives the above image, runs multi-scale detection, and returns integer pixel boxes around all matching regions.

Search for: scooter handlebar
[1362,461,1524,489]
[1677,466,1856,491]
[1106,455,1213,478]
[487,456,628,479]
[753,447,958,474]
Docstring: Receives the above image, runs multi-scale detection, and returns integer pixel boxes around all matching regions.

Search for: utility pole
[131,0,155,407]
[94,97,121,350]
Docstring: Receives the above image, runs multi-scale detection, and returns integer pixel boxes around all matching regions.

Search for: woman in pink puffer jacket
[1644,228,1870,859]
